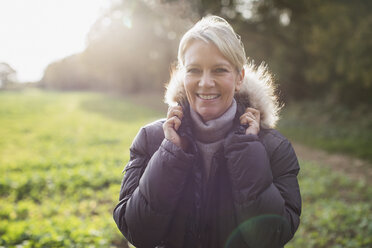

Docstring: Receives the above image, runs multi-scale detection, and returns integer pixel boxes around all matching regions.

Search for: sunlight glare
[123,16,133,29]
[0,0,111,82]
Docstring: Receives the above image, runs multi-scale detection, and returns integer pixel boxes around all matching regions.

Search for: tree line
[41,0,372,105]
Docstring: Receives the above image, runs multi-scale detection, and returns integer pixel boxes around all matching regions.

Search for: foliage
[1,90,371,247]
[286,160,372,248]
[278,101,372,163]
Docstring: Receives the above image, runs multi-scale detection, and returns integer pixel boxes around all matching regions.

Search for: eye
[214,68,228,73]
[187,68,201,74]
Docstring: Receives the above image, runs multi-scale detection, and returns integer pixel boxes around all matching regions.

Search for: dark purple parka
[113,102,301,248]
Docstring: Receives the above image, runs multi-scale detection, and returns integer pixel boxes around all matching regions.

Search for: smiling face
[183,40,243,122]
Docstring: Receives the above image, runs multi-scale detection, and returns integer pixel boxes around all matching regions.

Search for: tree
[0,62,17,88]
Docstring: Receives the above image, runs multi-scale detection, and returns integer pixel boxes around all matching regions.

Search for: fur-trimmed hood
[164,62,281,129]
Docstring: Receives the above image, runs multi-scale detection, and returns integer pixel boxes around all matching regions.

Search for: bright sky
[0,0,112,82]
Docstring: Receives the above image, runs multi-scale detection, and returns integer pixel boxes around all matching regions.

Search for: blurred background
[1,0,371,247]
[2,0,371,105]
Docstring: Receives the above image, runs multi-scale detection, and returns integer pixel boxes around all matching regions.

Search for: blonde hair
[178,16,246,71]
[164,15,281,128]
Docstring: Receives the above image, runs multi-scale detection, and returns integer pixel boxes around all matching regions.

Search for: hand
[163,106,189,150]
[240,107,260,135]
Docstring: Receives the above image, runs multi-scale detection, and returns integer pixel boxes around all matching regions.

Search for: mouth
[197,94,220,100]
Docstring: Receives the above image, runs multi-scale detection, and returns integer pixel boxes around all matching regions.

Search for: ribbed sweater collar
[190,99,237,143]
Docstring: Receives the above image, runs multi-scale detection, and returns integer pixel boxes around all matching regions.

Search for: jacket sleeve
[113,127,195,248]
[224,132,301,248]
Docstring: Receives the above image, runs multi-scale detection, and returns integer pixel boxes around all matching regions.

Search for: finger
[240,115,256,125]
[174,110,184,120]
[254,110,260,120]
[167,107,183,119]
[239,113,248,123]
[172,116,182,131]
[239,112,255,122]
[164,115,181,128]
[245,107,260,120]
[245,107,259,113]
[167,106,182,115]
[163,119,172,131]
[163,119,181,146]
[246,112,256,120]
[163,116,175,129]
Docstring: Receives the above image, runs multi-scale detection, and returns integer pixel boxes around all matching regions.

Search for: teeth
[198,94,219,100]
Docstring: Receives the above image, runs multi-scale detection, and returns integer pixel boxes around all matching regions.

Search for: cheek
[223,90,235,104]
[222,79,237,98]
[183,78,195,100]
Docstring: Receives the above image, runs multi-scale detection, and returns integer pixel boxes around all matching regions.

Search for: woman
[113,16,301,248]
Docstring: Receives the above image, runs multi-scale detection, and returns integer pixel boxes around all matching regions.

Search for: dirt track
[292,142,372,185]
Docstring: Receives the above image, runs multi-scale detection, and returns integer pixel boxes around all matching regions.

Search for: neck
[190,99,237,143]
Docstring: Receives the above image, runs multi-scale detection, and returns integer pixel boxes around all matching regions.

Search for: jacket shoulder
[259,129,288,155]
[131,119,165,157]
[259,128,299,176]
[142,118,165,134]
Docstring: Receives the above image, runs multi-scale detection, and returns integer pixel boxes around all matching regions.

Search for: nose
[198,72,215,88]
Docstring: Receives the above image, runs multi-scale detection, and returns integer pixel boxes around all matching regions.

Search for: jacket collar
[178,98,248,147]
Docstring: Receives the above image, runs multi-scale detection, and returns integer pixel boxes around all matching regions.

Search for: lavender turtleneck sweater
[190,99,237,180]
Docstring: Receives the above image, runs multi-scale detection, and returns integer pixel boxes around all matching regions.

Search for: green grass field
[0,90,371,247]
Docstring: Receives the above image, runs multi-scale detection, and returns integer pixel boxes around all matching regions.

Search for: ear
[235,68,245,92]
